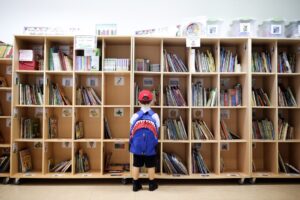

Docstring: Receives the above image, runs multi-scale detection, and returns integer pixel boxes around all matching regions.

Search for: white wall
[1,0,300,43]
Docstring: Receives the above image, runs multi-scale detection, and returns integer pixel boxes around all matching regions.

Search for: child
[129,89,160,192]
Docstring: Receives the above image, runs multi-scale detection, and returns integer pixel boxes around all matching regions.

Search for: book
[49,82,71,105]
[103,58,129,71]
[220,84,242,106]
[278,85,297,107]
[220,120,240,140]
[20,118,41,139]
[252,118,275,139]
[165,85,187,106]
[195,49,216,72]
[0,44,13,58]
[163,152,188,175]
[19,149,32,173]
[49,46,73,71]
[278,116,294,140]
[251,51,272,72]
[251,88,271,106]
[76,87,101,105]
[75,149,90,173]
[48,117,58,139]
[75,48,101,71]
[278,52,295,73]
[220,47,241,72]
[135,58,160,72]
[192,120,214,140]
[50,160,72,173]
[192,144,209,174]
[104,116,112,139]
[75,121,84,139]
[165,116,187,140]
[164,49,188,72]
[19,84,43,105]
[134,83,159,106]
[0,153,10,173]
[192,82,217,106]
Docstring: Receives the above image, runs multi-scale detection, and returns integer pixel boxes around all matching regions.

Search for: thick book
[19,149,32,173]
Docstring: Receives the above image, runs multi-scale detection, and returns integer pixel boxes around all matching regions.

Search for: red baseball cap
[138,90,153,103]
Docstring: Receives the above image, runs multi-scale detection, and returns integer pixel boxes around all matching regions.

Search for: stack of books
[278,85,297,107]
[134,83,159,105]
[49,82,71,105]
[192,82,217,106]
[251,51,272,72]
[76,87,101,105]
[164,50,188,72]
[220,47,241,72]
[279,153,299,174]
[220,120,240,140]
[192,120,214,140]
[20,118,40,139]
[252,118,275,139]
[75,48,100,71]
[0,153,10,173]
[75,121,84,139]
[19,149,32,172]
[48,117,58,139]
[278,52,295,73]
[278,117,294,140]
[49,159,72,173]
[163,152,188,175]
[251,88,271,106]
[49,46,73,71]
[165,85,187,106]
[135,59,160,72]
[103,58,130,71]
[0,43,13,58]
[192,144,209,174]
[195,49,216,72]
[75,149,90,173]
[104,117,112,139]
[19,84,43,105]
[220,84,242,106]
[164,117,188,140]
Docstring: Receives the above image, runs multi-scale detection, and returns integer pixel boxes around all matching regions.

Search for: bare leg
[148,167,155,180]
[133,166,140,180]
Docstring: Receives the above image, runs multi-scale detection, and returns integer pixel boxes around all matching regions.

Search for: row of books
[278,153,299,174]
[0,44,13,58]
[76,87,102,105]
[75,49,100,71]
[49,46,73,71]
[0,154,10,173]
[164,117,188,140]
[164,50,188,72]
[220,47,241,72]
[20,118,41,139]
[278,85,297,107]
[278,117,294,140]
[134,84,159,105]
[278,52,295,73]
[135,59,160,72]
[251,51,272,72]
[192,120,214,140]
[49,82,71,105]
[75,149,90,173]
[192,82,217,106]
[220,120,240,140]
[251,88,271,106]
[163,152,188,175]
[252,119,275,139]
[49,159,72,173]
[192,145,209,174]
[220,84,242,106]
[19,84,43,105]
[103,58,130,71]
[75,121,84,139]
[165,85,187,106]
[193,49,216,72]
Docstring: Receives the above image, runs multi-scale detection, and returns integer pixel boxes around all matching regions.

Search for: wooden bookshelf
[6,35,299,182]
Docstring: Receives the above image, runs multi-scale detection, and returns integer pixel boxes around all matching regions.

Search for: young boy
[129,89,160,192]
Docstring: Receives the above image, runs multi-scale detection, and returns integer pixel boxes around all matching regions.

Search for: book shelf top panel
[45,36,74,43]
[103,36,131,45]
[134,37,162,45]
[15,35,45,42]
[219,38,248,45]
[163,38,186,46]
[252,38,277,45]
[0,58,12,64]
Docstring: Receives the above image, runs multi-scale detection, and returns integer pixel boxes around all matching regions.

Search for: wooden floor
[0,179,299,200]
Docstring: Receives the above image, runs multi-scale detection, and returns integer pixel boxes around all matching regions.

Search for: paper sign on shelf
[143,77,154,87]
[186,36,200,47]
[114,76,125,86]
[169,78,179,86]
[87,142,97,148]
[62,77,73,87]
[114,142,125,150]
[114,108,124,117]
[75,35,97,50]
[6,119,11,127]
[193,109,203,118]
[221,109,230,119]
[87,77,98,87]
[62,142,71,148]
[6,65,12,75]
[62,108,72,117]
[168,109,179,118]
[35,108,43,117]
[6,92,11,102]
[89,108,100,118]
[221,143,230,151]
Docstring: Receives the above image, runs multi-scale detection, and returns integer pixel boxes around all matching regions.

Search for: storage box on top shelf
[230,18,256,37]
[258,19,285,37]
[206,19,223,37]
[285,21,300,38]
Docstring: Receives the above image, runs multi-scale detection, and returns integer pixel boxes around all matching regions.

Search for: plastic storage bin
[258,19,285,37]
[285,21,300,38]
[230,19,256,37]
[206,19,223,36]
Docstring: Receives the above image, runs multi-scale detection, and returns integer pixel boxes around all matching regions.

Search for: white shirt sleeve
[152,113,160,128]
[130,113,139,125]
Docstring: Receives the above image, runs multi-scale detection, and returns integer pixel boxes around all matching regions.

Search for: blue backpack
[130,109,159,156]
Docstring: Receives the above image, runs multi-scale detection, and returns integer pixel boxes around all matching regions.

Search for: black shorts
[133,154,157,168]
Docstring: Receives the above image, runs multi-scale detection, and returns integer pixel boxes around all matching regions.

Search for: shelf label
[287,173,300,177]
[169,78,179,86]
[172,174,181,177]
[201,174,210,177]
[6,65,12,75]
[82,173,92,177]
[259,173,270,177]
[6,119,11,127]
[227,173,238,177]
[62,77,73,87]
[13,108,18,118]
[221,109,230,119]
[207,25,218,36]
[168,109,179,118]
[186,36,200,47]
[6,92,11,102]
[12,142,18,153]
[89,108,100,118]
[34,142,43,149]
[193,78,204,86]
[62,142,71,148]
[36,77,44,86]
[220,78,230,88]
[87,141,97,148]
[114,142,125,150]
[240,23,251,34]
[62,108,72,117]
[87,77,98,87]
[193,109,203,118]
[75,35,97,50]
[52,173,64,177]
[143,77,153,87]
[221,143,230,151]
[271,25,282,35]
[35,108,43,117]
[45,143,48,153]
[24,173,33,177]
[114,108,124,117]
[114,76,125,86]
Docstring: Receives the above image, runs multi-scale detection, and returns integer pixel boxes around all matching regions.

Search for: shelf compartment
[0,118,11,144]
[278,142,300,174]
[0,64,12,87]
[278,109,300,140]
[252,142,277,174]
[278,76,299,107]
[277,40,300,73]
[252,75,276,107]
[252,108,276,140]
[0,147,10,173]
[0,90,11,116]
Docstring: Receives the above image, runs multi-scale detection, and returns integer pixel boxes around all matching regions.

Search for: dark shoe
[149,180,158,191]
[133,179,142,192]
